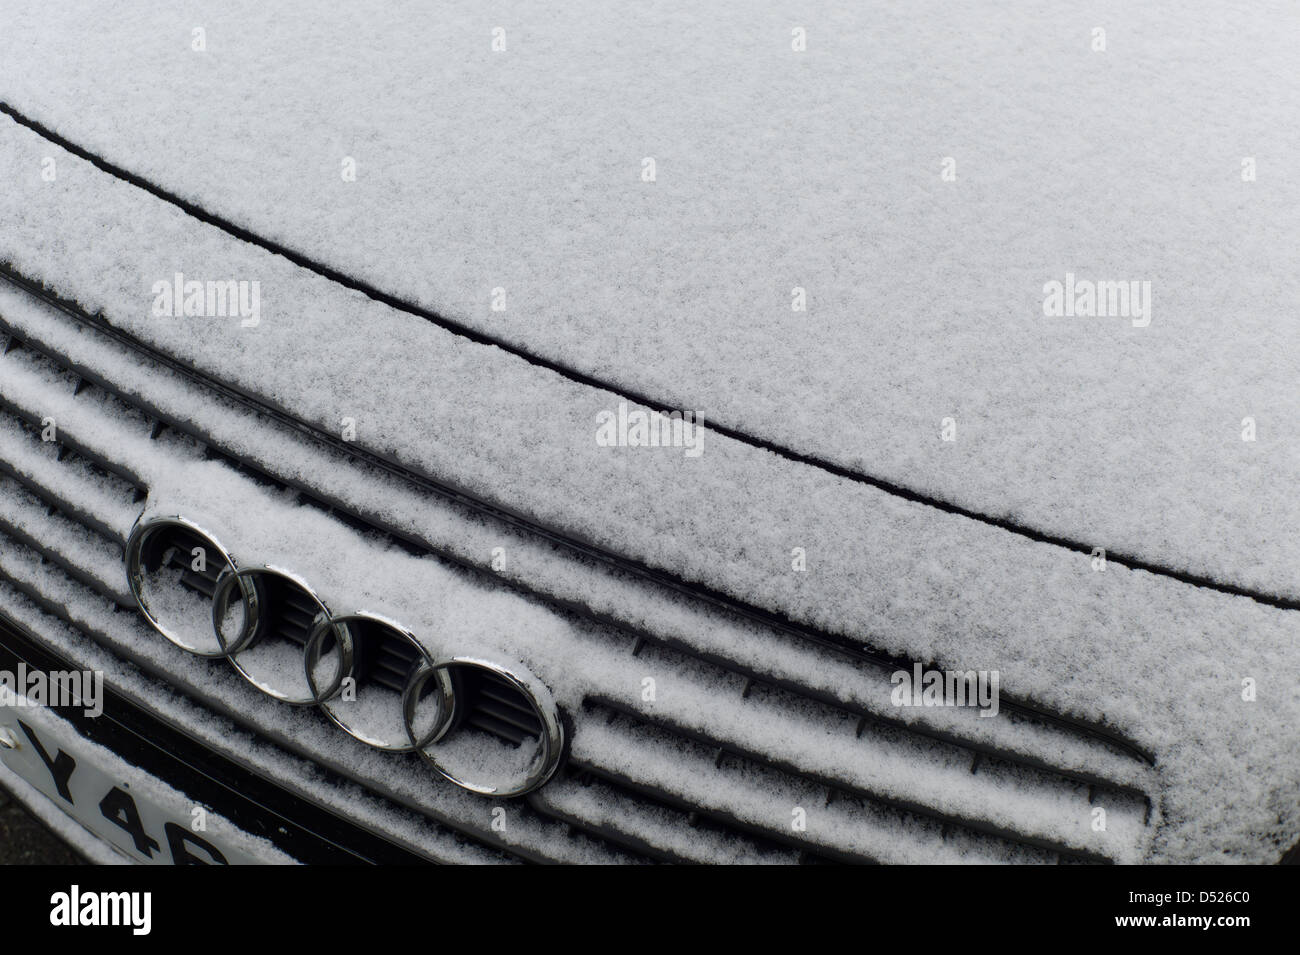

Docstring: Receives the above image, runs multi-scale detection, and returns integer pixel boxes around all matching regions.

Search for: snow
[2,165,1297,858]
[136,559,225,656]
[230,634,315,703]
[322,682,408,750]
[0,2,1297,863]
[0,567,609,863]
[0,286,1156,793]
[532,775,801,864]
[0,411,140,543]
[1,0,1297,599]
[422,725,542,794]
[0,474,129,600]
[0,370,1161,859]
[572,715,1059,865]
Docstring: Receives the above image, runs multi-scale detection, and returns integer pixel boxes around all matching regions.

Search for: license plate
[0,694,284,864]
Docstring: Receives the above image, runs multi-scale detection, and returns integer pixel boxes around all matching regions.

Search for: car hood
[3,0,1298,596]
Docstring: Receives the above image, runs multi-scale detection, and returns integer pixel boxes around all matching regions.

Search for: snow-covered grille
[0,270,1157,864]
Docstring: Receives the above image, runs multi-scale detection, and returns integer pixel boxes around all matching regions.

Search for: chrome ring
[401,663,457,751]
[211,565,343,705]
[403,656,565,797]
[306,612,439,752]
[125,514,252,658]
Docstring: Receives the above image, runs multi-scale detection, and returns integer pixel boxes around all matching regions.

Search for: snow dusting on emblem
[124,513,565,796]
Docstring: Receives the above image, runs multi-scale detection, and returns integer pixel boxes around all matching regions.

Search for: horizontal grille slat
[563,758,873,865]
[465,712,531,746]
[479,683,540,717]
[470,700,542,737]
[372,656,412,678]
[0,478,131,607]
[583,699,1117,864]
[529,775,820,865]
[0,419,140,544]
[276,604,317,630]
[0,390,148,493]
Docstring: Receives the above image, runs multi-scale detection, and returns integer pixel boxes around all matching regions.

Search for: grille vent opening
[448,666,544,746]
[149,525,222,599]
[355,622,422,693]
[258,575,319,648]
